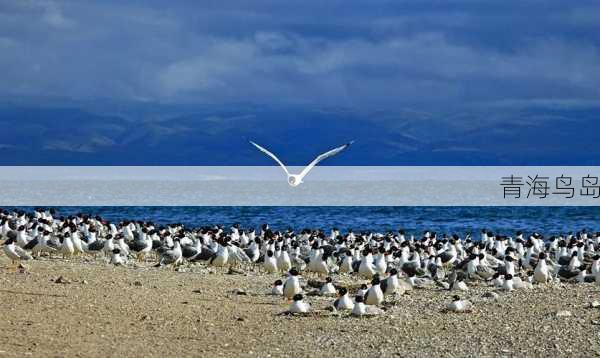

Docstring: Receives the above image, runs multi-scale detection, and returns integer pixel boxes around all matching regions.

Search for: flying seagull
[250,140,354,187]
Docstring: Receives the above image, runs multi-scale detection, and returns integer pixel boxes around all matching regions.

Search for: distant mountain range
[0,99,598,165]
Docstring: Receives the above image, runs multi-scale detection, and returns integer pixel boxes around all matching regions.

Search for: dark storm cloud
[0,0,599,109]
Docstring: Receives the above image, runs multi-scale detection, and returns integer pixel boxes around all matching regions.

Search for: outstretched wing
[250,141,289,175]
[298,141,354,181]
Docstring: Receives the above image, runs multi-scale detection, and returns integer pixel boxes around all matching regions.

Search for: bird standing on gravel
[380,268,401,296]
[3,236,33,268]
[339,251,353,274]
[103,234,115,259]
[226,243,251,268]
[209,242,230,267]
[283,268,302,300]
[155,238,183,268]
[312,251,333,277]
[533,252,551,283]
[244,239,260,263]
[61,233,75,259]
[15,226,31,248]
[364,275,384,305]
[358,249,376,279]
[32,230,57,258]
[82,237,104,258]
[373,247,387,276]
[263,250,278,273]
[277,246,292,273]
[116,234,130,257]
[592,255,600,283]
[130,229,153,262]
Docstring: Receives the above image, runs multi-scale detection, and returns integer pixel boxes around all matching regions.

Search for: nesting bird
[333,287,354,311]
[319,277,337,296]
[364,275,384,305]
[446,295,472,313]
[271,279,284,296]
[288,294,310,313]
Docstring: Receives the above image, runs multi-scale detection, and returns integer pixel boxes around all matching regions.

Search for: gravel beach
[1,255,599,357]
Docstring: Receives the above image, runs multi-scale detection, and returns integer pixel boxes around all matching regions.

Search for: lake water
[8,206,600,236]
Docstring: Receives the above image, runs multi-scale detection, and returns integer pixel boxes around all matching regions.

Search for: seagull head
[287,175,302,187]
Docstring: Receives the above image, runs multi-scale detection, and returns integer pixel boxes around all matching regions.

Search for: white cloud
[254,32,294,52]
[5,0,75,28]
[42,1,73,28]
[157,39,258,96]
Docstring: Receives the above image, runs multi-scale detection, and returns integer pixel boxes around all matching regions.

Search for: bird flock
[2,208,600,316]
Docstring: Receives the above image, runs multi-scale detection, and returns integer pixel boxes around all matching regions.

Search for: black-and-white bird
[288,293,310,313]
[332,287,354,311]
[283,268,302,300]
[319,276,337,296]
[271,279,284,296]
[364,275,384,305]
[154,238,183,268]
[3,236,33,266]
[447,295,473,312]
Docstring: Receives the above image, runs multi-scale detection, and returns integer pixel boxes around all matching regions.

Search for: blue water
[8,207,600,236]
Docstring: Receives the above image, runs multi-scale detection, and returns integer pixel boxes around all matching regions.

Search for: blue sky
[0,1,599,165]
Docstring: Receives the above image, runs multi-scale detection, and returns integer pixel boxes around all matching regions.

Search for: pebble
[555,310,572,317]
[54,276,71,284]
[483,292,499,300]
[589,300,600,308]
[133,281,143,287]
[228,267,245,275]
